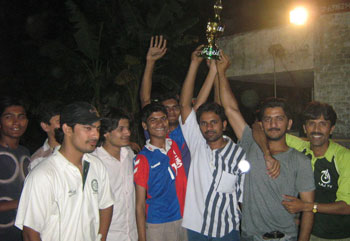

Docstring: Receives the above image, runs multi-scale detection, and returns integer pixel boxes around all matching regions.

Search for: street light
[290,6,308,25]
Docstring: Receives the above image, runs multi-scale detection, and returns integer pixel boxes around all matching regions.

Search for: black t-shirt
[0,145,30,241]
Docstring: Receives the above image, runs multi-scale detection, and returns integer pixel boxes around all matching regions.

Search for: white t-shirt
[92,146,137,241]
[15,151,114,241]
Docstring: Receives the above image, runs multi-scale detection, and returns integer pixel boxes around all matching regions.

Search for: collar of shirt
[95,146,131,163]
[209,135,233,153]
[43,138,60,153]
[207,135,234,167]
[55,150,91,170]
[303,139,338,163]
[145,138,172,155]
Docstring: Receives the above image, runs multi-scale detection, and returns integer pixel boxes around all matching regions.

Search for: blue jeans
[187,229,240,241]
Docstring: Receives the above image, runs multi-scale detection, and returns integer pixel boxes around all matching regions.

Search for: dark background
[0,0,307,152]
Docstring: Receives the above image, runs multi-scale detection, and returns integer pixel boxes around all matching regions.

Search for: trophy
[200,0,225,59]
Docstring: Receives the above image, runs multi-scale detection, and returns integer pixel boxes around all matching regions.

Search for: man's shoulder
[31,145,45,161]
[0,145,30,156]
[329,140,350,162]
[288,147,311,164]
[85,153,108,169]
[27,155,58,180]
[286,134,309,152]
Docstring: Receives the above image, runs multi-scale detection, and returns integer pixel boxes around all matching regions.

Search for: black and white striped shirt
[181,110,246,238]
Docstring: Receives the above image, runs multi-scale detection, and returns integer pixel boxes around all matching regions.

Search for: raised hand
[146,35,167,62]
[191,45,205,65]
[216,50,230,74]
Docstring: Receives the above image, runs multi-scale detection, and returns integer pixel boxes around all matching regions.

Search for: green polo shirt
[286,134,350,239]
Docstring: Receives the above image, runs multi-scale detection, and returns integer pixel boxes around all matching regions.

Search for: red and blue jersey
[144,125,191,177]
[134,138,187,224]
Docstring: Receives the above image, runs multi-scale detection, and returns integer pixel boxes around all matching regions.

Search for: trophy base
[200,47,220,60]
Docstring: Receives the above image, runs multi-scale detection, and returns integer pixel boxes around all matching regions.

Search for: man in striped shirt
[179,53,250,240]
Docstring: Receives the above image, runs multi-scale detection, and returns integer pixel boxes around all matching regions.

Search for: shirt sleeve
[237,125,254,153]
[179,109,205,151]
[97,160,114,209]
[295,151,315,193]
[335,150,350,204]
[134,154,149,189]
[286,133,309,152]
[236,171,245,203]
[15,169,54,233]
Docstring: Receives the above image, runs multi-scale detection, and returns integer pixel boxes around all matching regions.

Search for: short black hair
[258,97,291,121]
[157,92,179,104]
[303,101,337,126]
[55,101,100,144]
[196,102,227,124]
[0,96,26,116]
[38,101,62,124]
[98,108,130,145]
[141,103,167,123]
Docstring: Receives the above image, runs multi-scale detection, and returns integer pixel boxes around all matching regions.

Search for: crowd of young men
[0,36,349,241]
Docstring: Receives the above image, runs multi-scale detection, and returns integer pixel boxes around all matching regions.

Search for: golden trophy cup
[200,0,224,59]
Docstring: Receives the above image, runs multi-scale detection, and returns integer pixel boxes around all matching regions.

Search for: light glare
[238,160,250,173]
[290,7,308,25]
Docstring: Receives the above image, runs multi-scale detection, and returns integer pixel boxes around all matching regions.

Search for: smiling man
[15,102,114,241]
[0,96,30,241]
[211,52,315,241]
[285,101,350,241]
[92,108,138,241]
[140,36,191,177]
[134,103,187,241]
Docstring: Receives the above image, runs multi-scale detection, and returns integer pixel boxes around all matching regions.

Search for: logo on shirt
[151,162,161,168]
[91,179,98,194]
[68,189,77,197]
[171,150,183,176]
[319,169,332,188]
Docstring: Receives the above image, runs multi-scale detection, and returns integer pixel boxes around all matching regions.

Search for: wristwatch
[312,203,318,213]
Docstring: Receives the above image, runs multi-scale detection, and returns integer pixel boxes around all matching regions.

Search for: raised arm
[216,51,246,139]
[179,45,204,123]
[213,75,222,105]
[193,59,217,111]
[140,35,167,108]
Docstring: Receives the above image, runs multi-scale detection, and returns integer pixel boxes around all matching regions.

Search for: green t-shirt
[286,134,350,239]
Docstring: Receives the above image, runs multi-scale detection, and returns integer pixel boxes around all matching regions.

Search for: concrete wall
[219,10,350,139]
[218,24,314,78]
[314,11,350,138]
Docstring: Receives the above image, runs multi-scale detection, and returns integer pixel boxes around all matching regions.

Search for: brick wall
[314,11,350,138]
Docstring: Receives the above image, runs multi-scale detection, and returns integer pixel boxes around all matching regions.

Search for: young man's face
[161,98,180,126]
[199,111,226,143]
[142,111,169,140]
[69,121,100,154]
[261,107,292,141]
[0,105,28,139]
[105,118,131,148]
[303,115,334,148]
